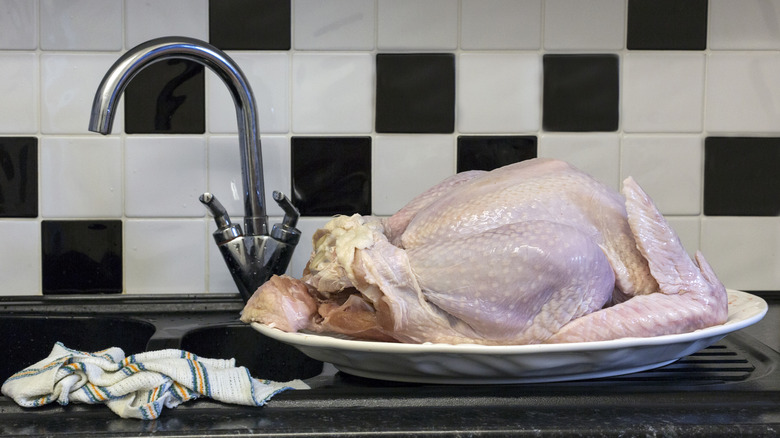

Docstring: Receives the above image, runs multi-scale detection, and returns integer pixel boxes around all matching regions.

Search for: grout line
[3,0,779,294]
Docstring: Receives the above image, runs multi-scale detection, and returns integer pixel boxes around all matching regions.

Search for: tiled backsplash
[0,0,778,295]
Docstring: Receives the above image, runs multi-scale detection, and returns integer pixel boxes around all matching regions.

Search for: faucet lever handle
[271,191,301,245]
[200,192,242,244]
[272,191,300,229]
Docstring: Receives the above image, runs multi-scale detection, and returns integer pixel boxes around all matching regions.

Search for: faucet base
[216,235,297,302]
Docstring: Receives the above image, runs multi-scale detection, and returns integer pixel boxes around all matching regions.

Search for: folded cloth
[1,342,308,420]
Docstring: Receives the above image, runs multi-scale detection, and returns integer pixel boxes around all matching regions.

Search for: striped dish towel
[1,342,308,420]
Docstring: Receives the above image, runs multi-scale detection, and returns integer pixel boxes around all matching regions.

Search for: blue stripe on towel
[57,342,112,360]
[5,360,64,381]
[2,342,306,419]
[201,362,211,397]
[245,368,258,404]
[81,384,101,403]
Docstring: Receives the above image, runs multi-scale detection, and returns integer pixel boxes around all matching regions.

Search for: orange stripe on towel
[194,362,205,394]
[86,383,105,401]
[144,403,156,419]
[147,386,159,402]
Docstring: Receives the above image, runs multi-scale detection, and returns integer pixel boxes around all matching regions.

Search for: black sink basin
[180,324,323,381]
[0,294,321,392]
[0,315,156,383]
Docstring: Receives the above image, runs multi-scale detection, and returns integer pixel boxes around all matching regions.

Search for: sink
[180,324,323,381]
[0,315,156,383]
[0,294,322,386]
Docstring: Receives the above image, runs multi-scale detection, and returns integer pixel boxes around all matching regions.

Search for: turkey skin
[241,158,728,345]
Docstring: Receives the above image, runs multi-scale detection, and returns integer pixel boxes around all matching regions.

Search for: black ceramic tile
[627,0,708,50]
[0,137,37,218]
[543,54,619,132]
[291,137,371,216]
[42,220,123,294]
[209,0,291,50]
[457,136,537,172]
[704,137,780,216]
[375,54,455,134]
[124,59,205,134]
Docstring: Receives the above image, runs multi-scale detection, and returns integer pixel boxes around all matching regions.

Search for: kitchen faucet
[88,36,300,302]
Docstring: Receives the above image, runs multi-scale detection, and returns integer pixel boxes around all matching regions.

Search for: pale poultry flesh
[241,158,728,345]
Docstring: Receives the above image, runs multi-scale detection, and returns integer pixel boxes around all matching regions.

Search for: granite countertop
[1,292,778,437]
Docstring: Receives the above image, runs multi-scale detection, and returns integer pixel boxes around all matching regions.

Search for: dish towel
[1,342,308,420]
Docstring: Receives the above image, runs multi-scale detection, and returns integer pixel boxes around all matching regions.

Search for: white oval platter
[251,290,768,384]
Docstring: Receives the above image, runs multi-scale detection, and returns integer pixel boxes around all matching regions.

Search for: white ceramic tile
[124,219,207,293]
[710,0,780,50]
[258,137,292,218]
[124,137,207,217]
[291,53,373,133]
[288,217,332,278]
[0,53,37,134]
[208,136,242,218]
[701,217,780,291]
[0,221,40,295]
[706,53,780,133]
[208,136,244,219]
[664,216,701,258]
[40,137,123,218]
[373,135,455,216]
[544,0,625,50]
[40,0,122,50]
[377,0,458,50]
[41,53,123,134]
[294,0,375,50]
[623,53,705,133]
[537,133,620,191]
[208,135,289,218]
[125,0,208,48]
[208,52,289,134]
[0,0,37,49]
[458,53,541,133]
[620,135,702,215]
[460,0,542,50]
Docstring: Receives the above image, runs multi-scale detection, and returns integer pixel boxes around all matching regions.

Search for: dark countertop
[1,292,778,437]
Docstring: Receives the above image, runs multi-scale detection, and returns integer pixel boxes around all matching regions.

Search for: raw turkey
[241,158,728,345]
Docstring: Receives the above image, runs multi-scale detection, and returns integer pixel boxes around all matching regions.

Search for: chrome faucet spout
[89,37,300,301]
[88,36,267,235]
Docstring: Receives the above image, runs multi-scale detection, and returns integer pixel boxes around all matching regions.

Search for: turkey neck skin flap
[240,158,728,345]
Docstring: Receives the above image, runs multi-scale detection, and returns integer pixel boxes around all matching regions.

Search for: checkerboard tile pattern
[0,0,777,294]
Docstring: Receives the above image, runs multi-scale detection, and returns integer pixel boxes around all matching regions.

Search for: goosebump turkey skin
[241,158,728,345]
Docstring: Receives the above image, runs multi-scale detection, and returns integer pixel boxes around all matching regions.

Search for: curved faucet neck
[88,36,268,236]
